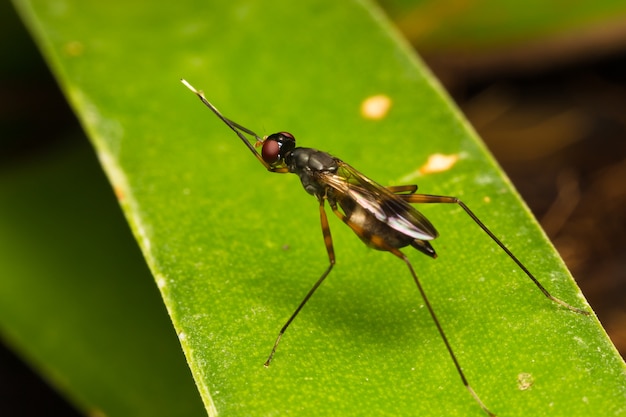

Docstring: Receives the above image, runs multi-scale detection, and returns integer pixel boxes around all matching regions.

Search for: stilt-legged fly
[181,79,589,416]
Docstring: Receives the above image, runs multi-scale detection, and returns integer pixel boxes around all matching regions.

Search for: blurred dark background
[1,3,625,416]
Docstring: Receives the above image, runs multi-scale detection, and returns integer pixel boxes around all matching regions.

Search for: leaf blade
[9,0,626,416]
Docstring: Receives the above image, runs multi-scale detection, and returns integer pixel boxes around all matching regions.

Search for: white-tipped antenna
[181,79,228,121]
[181,79,271,168]
[181,78,199,94]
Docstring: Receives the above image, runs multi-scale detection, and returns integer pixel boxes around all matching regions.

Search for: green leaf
[8,0,626,416]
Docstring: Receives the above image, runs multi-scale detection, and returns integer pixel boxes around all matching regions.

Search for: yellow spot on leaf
[361,94,391,120]
[420,153,459,174]
[398,153,461,183]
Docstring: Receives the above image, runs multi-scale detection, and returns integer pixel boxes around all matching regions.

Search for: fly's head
[257,132,296,168]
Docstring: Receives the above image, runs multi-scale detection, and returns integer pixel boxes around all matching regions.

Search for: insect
[181,79,589,416]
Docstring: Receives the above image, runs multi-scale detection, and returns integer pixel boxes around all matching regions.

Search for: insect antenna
[181,79,270,168]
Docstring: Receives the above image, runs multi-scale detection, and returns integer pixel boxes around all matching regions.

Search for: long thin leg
[399,193,589,315]
[327,202,495,416]
[264,198,336,367]
[396,249,496,417]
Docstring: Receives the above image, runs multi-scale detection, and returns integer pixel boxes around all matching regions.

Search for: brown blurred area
[421,35,626,359]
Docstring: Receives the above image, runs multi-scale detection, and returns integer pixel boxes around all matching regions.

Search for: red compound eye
[262,139,280,163]
[261,132,296,165]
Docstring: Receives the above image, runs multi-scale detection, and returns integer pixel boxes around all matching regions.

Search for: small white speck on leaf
[156,275,167,289]
[517,372,534,390]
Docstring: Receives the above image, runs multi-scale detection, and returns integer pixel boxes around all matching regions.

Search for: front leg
[264,197,336,366]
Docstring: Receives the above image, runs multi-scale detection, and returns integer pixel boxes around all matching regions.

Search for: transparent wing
[321,161,438,241]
